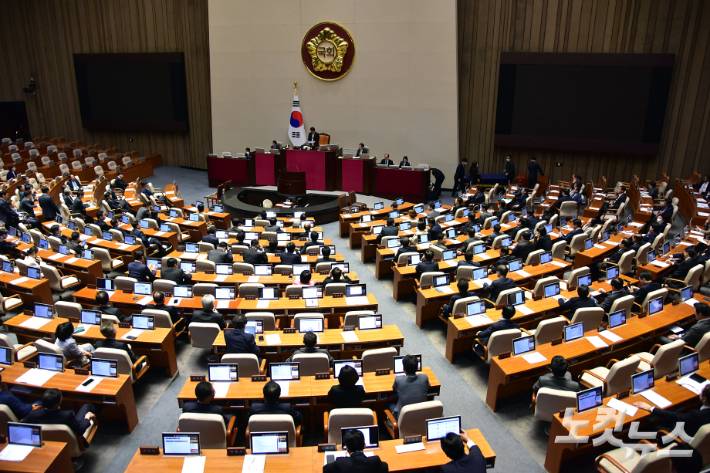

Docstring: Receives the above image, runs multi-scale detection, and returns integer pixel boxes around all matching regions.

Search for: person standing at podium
[356,143,368,157]
[307,127,319,147]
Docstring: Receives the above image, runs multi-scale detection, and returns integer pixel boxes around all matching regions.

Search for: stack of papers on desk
[184,456,206,473]
[16,369,58,387]
[594,244,607,250]
[346,296,370,306]
[464,314,494,327]
[651,261,669,268]
[136,296,153,305]
[395,442,425,454]
[522,352,547,364]
[640,390,672,408]
[213,382,230,398]
[65,257,79,264]
[264,334,281,345]
[256,300,270,309]
[685,298,699,306]
[10,277,29,285]
[606,398,638,416]
[517,305,534,315]
[19,317,52,330]
[48,253,64,260]
[117,244,131,250]
[598,330,623,343]
[478,254,491,260]
[248,276,260,283]
[0,444,34,462]
[629,222,644,228]
[214,275,228,282]
[436,286,455,294]
[514,270,532,278]
[75,376,103,393]
[197,254,208,261]
[445,260,459,267]
[586,336,608,348]
[216,300,230,309]
[549,261,567,267]
[473,278,493,287]
[342,331,359,342]
[677,377,710,394]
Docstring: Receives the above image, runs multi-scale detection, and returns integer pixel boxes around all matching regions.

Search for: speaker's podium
[277,164,306,195]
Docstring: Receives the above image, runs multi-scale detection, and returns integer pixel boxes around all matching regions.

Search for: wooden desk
[545,359,710,473]
[164,184,185,208]
[0,271,53,305]
[170,271,359,290]
[212,325,404,361]
[339,203,415,238]
[347,206,451,249]
[486,295,701,412]
[6,314,179,378]
[156,214,208,241]
[44,224,143,260]
[119,223,179,250]
[0,441,73,473]
[183,206,231,230]
[2,363,138,432]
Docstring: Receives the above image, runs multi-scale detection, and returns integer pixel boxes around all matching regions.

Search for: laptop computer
[245,320,264,336]
[631,370,655,395]
[215,287,235,300]
[508,259,522,272]
[679,353,707,383]
[346,284,366,297]
[540,252,552,264]
[544,283,561,299]
[358,314,382,330]
[512,335,535,356]
[576,386,603,413]
[132,315,155,331]
[180,261,196,273]
[208,363,238,382]
[508,291,525,306]
[292,264,310,277]
[608,310,626,329]
[0,346,13,366]
[7,423,42,448]
[34,303,53,319]
[577,274,592,287]
[472,243,485,255]
[334,360,363,378]
[341,426,379,450]
[258,287,279,300]
[215,264,233,275]
[302,286,323,300]
[297,317,323,333]
[38,353,64,372]
[133,282,152,295]
[91,358,118,378]
[173,285,193,298]
[81,309,102,325]
[162,433,201,456]
[27,267,41,280]
[250,432,289,455]
[408,254,422,266]
[254,264,273,276]
[433,275,450,289]
[466,301,486,316]
[680,286,694,302]
[394,354,422,374]
[425,416,461,442]
[605,266,619,280]
[564,323,585,342]
[269,362,300,381]
[648,296,663,315]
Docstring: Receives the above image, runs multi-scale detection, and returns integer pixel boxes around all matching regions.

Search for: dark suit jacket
[610,193,627,209]
[0,391,35,419]
[440,445,487,473]
[95,337,137,363]
[208,249,234,264]
[504,160,515,179]
[652,406,710,437]
[327,385,366,409]
[377,226,399,244]
[563,228,583,244]
[323,452,388,473]
[23,407,90,438]
[38,195,60,221]
[96,305,129,323]
[202,234,219,247]
[483,277,516,305]
[355,147,368,157]
[114,177,128,190]
[191,309,226,330]
[558,296,598,314]
[280,251,302,264]
[96,219,110,233]
[477,318,520,346]
[648,187,659,200]
[247,402,303,426]
[128,261,156,282]
[443,291,476,317]
[668,258,700,281]
[182,401,230,425]
[71,197,87,217]
[454,163,465,181]
[394,246,419,262]
[528,161,544,180]
[264,225,281,233]
[161,267,192,285]
[535,235,552,252]
[511,241,535,263]
[225,329,260,356]
[19,197,35,215]
[379,159,393,165]
[600,288,630,313]
[484,232,501,247]
[307,131,320,146]
[429,223,443,241]
[533,372,580,394]
[680,319,710,347]
[315,257,335,264]
[643,231,660,244]
[300,241,322,255]
[553,195,574,210]
[146,302,181,323]
[66,240,83,255]
[633,282,661,305]
[415,260,439,279]
[658,206,673,223]
[0,199,16,227]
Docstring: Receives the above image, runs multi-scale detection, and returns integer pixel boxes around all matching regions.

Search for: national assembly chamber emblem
[301,22,355,81]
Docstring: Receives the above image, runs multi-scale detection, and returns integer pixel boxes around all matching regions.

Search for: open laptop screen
[632,370,655,395]
[8,423,41,447]
[358,314,382,330]
[564,323,584,342]
[393,355,422,374]
[679,353,700,377]
[38,353,64,372]
[208,364,238,382]
[334,360,363,378]
[426,416,461,442]
[298,318,323,333]
[341,426,379,450]
[162,433,200,456]
[608,310,626,329]
[269,363,300,381]
[512,335,535,356]
[245,320,263,335]
[250,432,289,455]
[648,297,663,315]
[34,303,53,319]
[577,386,603,413]
[91,358,118,378]
[0,346,12,366]
[132,315,155,330]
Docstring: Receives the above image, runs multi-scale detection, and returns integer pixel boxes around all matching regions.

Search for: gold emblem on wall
[301,22,355,81]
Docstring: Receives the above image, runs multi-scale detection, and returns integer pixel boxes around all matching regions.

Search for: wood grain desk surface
[211,325,403,348]
[0,440,72,473]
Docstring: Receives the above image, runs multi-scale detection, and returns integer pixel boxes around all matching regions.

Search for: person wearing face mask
[503,155,515,185]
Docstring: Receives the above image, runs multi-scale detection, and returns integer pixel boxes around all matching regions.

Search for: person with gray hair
[190,294,226,329]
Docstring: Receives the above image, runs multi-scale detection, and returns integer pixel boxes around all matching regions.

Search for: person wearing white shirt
[699,175,709,194]
[23,245,42,274]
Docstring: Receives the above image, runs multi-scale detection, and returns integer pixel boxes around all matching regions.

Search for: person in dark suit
[657,302,710,347]
[504,155,515,185]
[461,228,482,249]
[182,381,233,425]
[552,188,574,211]
[328,365,366,408]
[191,295,226,330]
[0,228,20,258]
[379,154,394,165]
[315,245,336,264]
[22,388,96,447]
[5,166,17,180]
[322,267,352,287]
[452,158,468,196]
[71,190,91,221]
[634,384,710,437]
[247,381,303,426]
[38,186,60,221]
[279,242,302,264]
[377,218,399,245]
[457,249,481,268]
[494,246,516,268]
[129,222,161,256]
[95,321,139,363]
[300,231,322,255]
[355,143,368,157]
[224,315,260,356]
[475,304,519,356]
[415,249,439,279]
[485,224,503,248]
[286,331,333,364]
[562,219,584,244]
[128,250,156,282]
[471,188,485,204]
[528,156,544,188]
[388,355,430,420]
[430,168,445,200]
[629,234,644,252]
[509,189,529,211]
[0,373,41,419]
[532,356,580,394]
[93,211,110,233]
[65,231,83,255]
[324,430,388,473]
[113,172,128,191]
[270,140,281,150]
[647,181,659,200]
[264,217,281,233]
[208,241,235,264]
[427,217,442,242]
[399,156,411,168]
[590,238,633,280]
[557,284,598,314]
[662,247,701,288]
[459,213,478,236]
[482,265,516,307]
[628,271,661,308]
[654,197,673,223]
[146,291,181,323]
[440,430,487,473]
[202,227,219,248]
[441,279,475,318]
[534,227,552,252]
[307,127,320,147]
[18,192,35,216]
[161,258,192,285]
[62,189,74,208]
[94,291,130,323]
[598,277,630,314]
[244,148,252,159]
[511,231,535,263]
[135,206,150,222]
[609,186,628,210]
[0,191,18,229]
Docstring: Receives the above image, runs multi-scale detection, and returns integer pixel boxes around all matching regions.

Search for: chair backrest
[193,283,217,296]
[485,329,522,363]
[0,405,19,436]
[327,408,376,444]
[531,276,560,298]
[41,424,84,457]
[324,283,347,297]
[178,413,227,449]
[248,414,297,448]
[525,249,544,266]
[650,339,685,378]
[616,250,635,275]
[362,347,397,373]
[221,353,261,377]
[604,355,641,395]
[455,265,478,281]
[292,353,330,376]
[114,276,138,291]
[495,288,520,306]
[285,285,303,298]
[109,229,125,243]
[35,339,64,358]
[397,401,444,438]
[551,240,567,261]
[341,310,375,327]
[568,234,587,256]
[293,313,324,331]
[640,288,668,312]
[189,322,221,348]
[569,307,604,333]
[450,296,480,317]
[559,201,577,218]
[420,272,445,287]
[238,283,264,298]
[153,279,177,294]
[534,388,577,422]
[533,317,567,345]
[566,267,590,288]
[685,264,704,291]
[608,295,635,318]
[233,263,255,274]
[696,332,710,363]
[242,312,275,331]
[690,424,710,466]
[94,347,135,382]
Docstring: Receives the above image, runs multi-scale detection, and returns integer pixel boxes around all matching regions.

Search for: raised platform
[221,187,341,224]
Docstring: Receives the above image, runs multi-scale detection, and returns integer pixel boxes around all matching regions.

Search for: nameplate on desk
[275,253,281,257]
[299,237,308,241]
[318,443,337,452]
[342,326,355,331]
[245,296,256,300]
[118,323,130,329]
[23,309,33,316]
[251,375,267,382]
[551,338,563,346]
[190,374,206,382]
[332,293,343,298]
[672,299,680,306]
[23,362,36,369]
[289,295,300,300]
[227,447,246,456]
[315,373,330,380]
[87,284,96,289]
[75,368,89,376]
[281,272,291,277]
[433,258,441,263]
[309,252,318,257]
[397,262,406,267]
[453,313,465,319]
[283,328,296,334]
[498,351,511,360]
[243,271,252,276]
[666,372,679,381]
[122,289,133,294]
[205,270,215,275]
[375,368,391,376]
[421,285,431,290]
[616,390,630,400]
[320,271,329,275]
[638,312,648,319]
[68,317,79,324]
[404,435,423,444]
[140,446,160,455]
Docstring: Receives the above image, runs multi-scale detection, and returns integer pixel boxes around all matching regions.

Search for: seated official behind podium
[400,156,410,168]
[271,140,281,150]
[162,258,193,285]
[183,381,233,425]
[328,365,365,408]
[307,127,319,147]
[280,242,302,264]
[474,305,519,357]
[440,430,486,473]
[532,356,580,394]
[324,430,388,473]
[191,295,226,330]
[225,315,260,356]
[355,143,368,157]
[286,331,333,364]
[23,388,96,447]
[247,381,303,427]
[380,153,393,166]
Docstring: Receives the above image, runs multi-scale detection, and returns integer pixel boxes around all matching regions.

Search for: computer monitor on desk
[162,433,201,456]
[512,335,535,356]
[576,386,603,413]
[250,432,289,455]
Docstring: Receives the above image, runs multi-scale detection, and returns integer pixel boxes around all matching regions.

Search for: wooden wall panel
[458,0,710,187]
[0,0,211,169]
